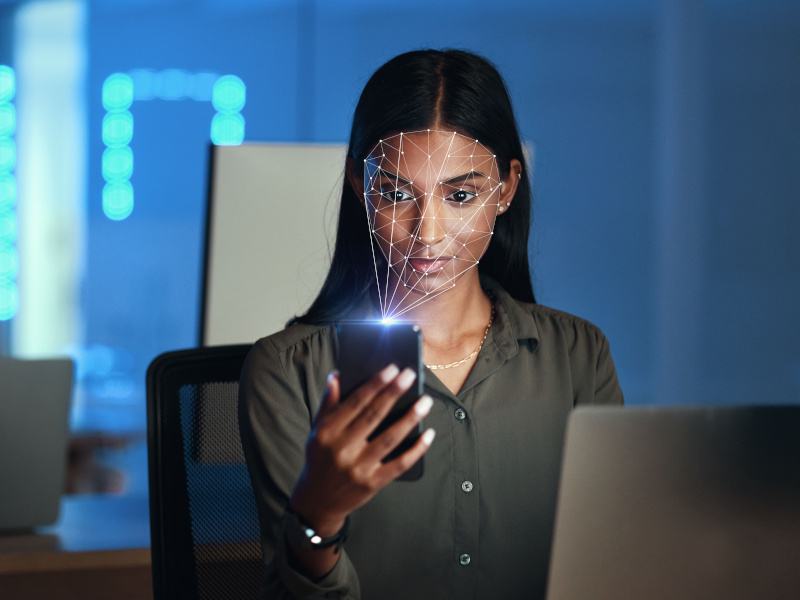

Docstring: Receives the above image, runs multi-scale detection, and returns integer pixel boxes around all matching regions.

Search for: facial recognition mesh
[364,129,503,320]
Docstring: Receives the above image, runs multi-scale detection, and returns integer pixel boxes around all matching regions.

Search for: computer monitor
[200,142,346,345]
[0,357,73,531]
[547,406,800,600]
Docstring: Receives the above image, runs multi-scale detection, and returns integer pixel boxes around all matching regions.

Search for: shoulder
[240,322,337,414]
[523,302,611,359]
[246,321,335,372]
[530,304,606,340]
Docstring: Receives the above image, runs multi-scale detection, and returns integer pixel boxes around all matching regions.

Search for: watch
[284,507,351,554]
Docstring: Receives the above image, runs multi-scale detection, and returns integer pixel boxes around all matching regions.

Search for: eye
[446,189,477,204]
[380,188,415,203]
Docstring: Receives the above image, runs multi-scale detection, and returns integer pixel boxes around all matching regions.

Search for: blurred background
[0,0,797,500]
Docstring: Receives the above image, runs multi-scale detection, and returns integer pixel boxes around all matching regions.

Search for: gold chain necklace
[424,304,495,371]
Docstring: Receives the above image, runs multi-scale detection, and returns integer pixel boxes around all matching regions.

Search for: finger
[374,427,436,485]
[312,371,340,425]
[328,363,401,431]
[346,367,417,441]
[359,394,433,465]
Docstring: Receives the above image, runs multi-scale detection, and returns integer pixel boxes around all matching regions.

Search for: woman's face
[362,129,510,316]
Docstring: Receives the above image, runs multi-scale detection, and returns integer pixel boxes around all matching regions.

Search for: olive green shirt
[238,276,624,599]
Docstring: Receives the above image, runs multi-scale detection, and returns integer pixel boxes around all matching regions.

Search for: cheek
[370,207,416,256]
[449,205,497,256]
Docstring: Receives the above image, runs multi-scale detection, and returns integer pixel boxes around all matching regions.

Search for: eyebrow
[374,168,488,186]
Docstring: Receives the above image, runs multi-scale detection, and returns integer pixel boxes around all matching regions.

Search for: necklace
[424,303,495,371]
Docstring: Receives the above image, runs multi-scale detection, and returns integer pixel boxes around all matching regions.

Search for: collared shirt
[238,276,624,599]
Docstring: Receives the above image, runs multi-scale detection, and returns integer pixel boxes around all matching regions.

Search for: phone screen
[334,321,424,481]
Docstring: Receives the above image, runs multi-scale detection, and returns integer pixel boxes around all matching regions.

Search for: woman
[239,49,623,599]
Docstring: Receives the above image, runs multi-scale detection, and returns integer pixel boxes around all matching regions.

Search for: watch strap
[285,507,351,553]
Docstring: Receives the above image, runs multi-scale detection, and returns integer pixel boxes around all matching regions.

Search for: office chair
[147,344,264,600]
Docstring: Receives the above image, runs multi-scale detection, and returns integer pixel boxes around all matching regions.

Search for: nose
[415,192,445,247]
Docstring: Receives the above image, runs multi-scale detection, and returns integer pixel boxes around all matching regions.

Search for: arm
[593,330,624,406]
[238,338,362,599]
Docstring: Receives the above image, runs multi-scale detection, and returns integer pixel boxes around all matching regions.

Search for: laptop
[0,357,74,532]
[546,406,800,600]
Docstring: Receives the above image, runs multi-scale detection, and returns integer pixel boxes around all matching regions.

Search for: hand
[288,364,436,535]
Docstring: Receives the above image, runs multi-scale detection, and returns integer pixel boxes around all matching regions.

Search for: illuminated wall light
[211,74,246,146]
[102,111,133,147]
[0,104,15,137]
[102,69,246,221]
[101,72,134,221]
[0,65,16,321]
[102,146,134,181]
[102,181,134,221]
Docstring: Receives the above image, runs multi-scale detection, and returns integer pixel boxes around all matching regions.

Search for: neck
[389,269,492,347]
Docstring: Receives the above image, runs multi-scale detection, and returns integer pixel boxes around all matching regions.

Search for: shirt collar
[479,273,539,345]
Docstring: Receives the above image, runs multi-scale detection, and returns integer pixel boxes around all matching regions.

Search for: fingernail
[327,370,338,385]
[415,395,433,416]
[422,428,436,445]
[396,368,417,389]
[380,364,400,383]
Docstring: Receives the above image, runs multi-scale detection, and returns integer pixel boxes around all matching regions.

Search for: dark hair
[292,49,535,325]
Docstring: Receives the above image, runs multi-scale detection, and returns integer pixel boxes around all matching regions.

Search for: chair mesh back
[178,382,263,600]
[147,345,264,600]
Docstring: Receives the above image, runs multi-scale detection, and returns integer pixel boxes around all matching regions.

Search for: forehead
[365,129,497,182]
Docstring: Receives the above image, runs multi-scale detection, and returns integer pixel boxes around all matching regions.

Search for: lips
[408,257,452,273]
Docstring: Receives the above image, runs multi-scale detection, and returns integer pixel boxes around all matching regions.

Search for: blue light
[0,247,18,278]
[102,146,134,182]
[101,69,246,220]
[0,66,14,103]
[102,182,134,221]
[0,105,15,137]
[212,75,246,113]
[130,69,156,101]
[102,73,134,112]
[160,68,189,101]
[0,137,15,172]
[0,65,15,320]
[0,175,15,208]
[189,72,217,102]
[102,111,134,147]
[0,283,18,321]
[0,210,17,240]
[210,112,245,145]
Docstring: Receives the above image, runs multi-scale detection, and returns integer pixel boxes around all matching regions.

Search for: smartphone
[334,321,425,481]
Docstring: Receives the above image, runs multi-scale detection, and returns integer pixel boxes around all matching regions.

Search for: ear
[496,158,522,215]
[345,156,365,204]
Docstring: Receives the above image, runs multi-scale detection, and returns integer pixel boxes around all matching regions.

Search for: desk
[0,494,152,600]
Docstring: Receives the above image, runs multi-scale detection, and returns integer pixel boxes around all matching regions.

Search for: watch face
[284,510,348,550]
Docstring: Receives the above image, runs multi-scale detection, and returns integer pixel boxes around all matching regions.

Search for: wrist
[288,496,347,537]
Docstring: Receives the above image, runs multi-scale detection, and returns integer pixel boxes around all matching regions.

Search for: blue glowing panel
[102,111,134,147]
[0,105,15,137]
[102,146,134,181]
[102,73,134,111]
[101,70,246,221]
[102,181,134,221]
[212,75,246,113]
[0,65,15,321]
[210,112,245,145]
[0,66,14,103]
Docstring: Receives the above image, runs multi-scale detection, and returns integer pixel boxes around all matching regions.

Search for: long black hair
[293,49,535,325]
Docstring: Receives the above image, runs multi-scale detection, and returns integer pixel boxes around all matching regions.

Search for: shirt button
[454,408,466,421]
[459,553,471,566]
[461,480,474,493]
